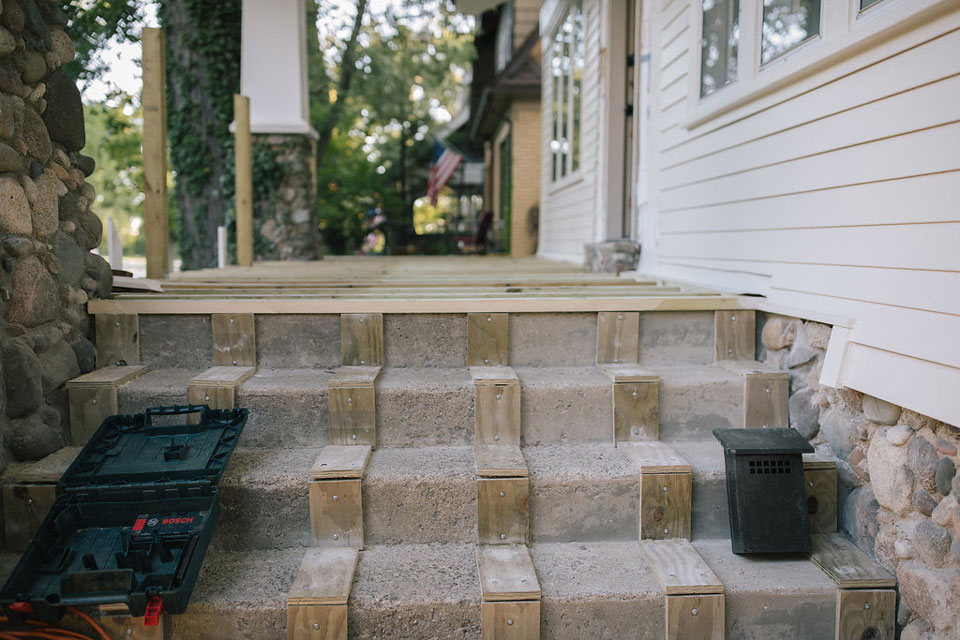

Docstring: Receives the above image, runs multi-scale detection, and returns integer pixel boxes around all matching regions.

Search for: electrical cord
[0,607,112,640]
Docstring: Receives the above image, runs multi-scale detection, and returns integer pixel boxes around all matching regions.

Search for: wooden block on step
[67,386,118,445]
[309,479,363,547]
[481,600,540,640]
[475,445,528,478]
[805,465,838,534]
[612,381,659,442]
[95,313,140,367]
[666,594,724,640]
[639,539,724,596]
[341,313,383,366]
[212,313,256,367]
[468,313,509,366]
[188,366,256,387]
[835,589,895,640]
[475,381,521,446]
[809,533,896,589]
[329,366,381,388]
[329,385,376,447]
[478,477,529,545]
[471,366,519,385]
[66,365,149,388]
[3,483,59,553]
[715,310,755,361]
[640,472,692,540]
[288,605,346,640]
[4,446,81,484]
[618,441,691,474]
[803,454,836,471]
[743,372,790,429]
[288,548,360,606]
[187,385,235,422]
[476,544,541,601]
[599,364,659,384]
[311,445,373,480]
[597,311,639,364]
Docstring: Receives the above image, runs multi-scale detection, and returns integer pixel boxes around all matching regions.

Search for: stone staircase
[2,304,899,639]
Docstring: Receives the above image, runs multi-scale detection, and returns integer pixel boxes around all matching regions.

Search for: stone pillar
[0,0,111,467]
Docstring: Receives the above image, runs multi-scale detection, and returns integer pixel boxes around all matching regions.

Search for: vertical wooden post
[142,28,168,280]
[234,95,254,267]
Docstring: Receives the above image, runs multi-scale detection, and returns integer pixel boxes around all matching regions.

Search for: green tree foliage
[58,0,144,84]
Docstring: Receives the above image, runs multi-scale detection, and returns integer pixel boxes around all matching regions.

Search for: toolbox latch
[144,596,163,626]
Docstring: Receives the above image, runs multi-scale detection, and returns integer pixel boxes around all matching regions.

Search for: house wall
[510,98,541,255]
[538,0,603,262]
[637,1,960,428]
[514,0,542,47]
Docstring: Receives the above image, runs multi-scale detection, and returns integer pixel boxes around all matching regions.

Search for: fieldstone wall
[0,0,109,468]
[252,133,318,261]
[758,313,960,639]
[584,240,640,274]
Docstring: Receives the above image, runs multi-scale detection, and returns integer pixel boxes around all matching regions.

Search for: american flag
[426,139,462,207]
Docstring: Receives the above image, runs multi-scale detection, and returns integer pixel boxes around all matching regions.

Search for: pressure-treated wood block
[189,365,257,386]
[618,441,691,474]
[475,382,521,446]
[328,366,381,388]
[809,533,896,589]
[186,366,255,423]
[309,479,363,547]
[666,594,724,640]
[288,548,359,606]
[715,310,755,361]
[743,372,790,429]
[597,311,639,364]
[329,386,376,447]
[804,464,838,534]
[640,472,692,540]
[468,313,509,366]
[95,313,140,367]
[600,364,660,384]
[310,445,373,480]
[612,381,659,442]
[68,386,118,445]
[475,445,528,478]
[835,589,895,640]
[2,484,58,552]
[98,605,170,640]
[639,539,724,596]
[212,313,256,366]
[471,366,520,385]
[66,365,149,388]
[341,313,383,366]
[478,477,528,545]
[476,544,541,601]
[288,605,346,640]
[480,601,540,640]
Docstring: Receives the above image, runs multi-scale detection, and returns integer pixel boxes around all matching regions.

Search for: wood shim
[288,547,360,606]
[639,539,724,596]
[476,544,541,601]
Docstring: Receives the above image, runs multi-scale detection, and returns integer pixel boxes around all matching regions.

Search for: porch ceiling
[90,256,745,314]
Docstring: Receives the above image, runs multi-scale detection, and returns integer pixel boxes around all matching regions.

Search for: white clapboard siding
[646,3,960,425]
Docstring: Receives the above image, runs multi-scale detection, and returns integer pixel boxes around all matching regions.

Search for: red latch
[143,596,163,626]
[9,601,33,614]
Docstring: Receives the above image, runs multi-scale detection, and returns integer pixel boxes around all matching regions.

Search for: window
[700,0,740,97]
[761,0,822,64]
[550,0,584,182]
[860,0,883,8]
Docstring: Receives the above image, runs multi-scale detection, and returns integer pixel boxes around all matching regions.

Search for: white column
[240,0,315,136]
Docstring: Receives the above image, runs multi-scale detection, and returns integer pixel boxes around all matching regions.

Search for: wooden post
[234,95,254,267]
[142,28,168,280]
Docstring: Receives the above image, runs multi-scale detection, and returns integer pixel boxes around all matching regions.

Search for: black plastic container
[712,427,814,554]
[0,405,247,624]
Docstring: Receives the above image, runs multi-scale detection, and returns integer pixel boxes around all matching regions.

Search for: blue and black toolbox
[0,404,248,625]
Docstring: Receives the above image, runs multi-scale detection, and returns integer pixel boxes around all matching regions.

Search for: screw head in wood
[632,390,638,398]
[631,427,641,436]
[809,481,815,487]
[351,434,357,440]
[727,348,733,354]
[499,533,506,540]
[360,359,365,365]
[333,495,339,501]
[332,534,339,540]
[663,528,669,534]
[499,491,505,498]
[617,314,623,320]
[496,393,502,400]
[691,608,698,616]
[506,618,514,626]
[494,434,500,441]
[229,317,235,324]
[359,317,365,324]
[484,358,489,364]
[232,360,238,365]
[113,321,120,328]
[663,486,668,492]
[26,498,32,505]
[486,316,492,322]
[347,397,353,403]
[731,314,737,321]
[91,399,97,405]
[765,387,771,394]
[313,623,320,630]
[204,395,210,402]
[864,603,870,610]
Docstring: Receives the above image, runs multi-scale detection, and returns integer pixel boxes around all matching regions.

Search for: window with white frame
[700,0,741,97]
[550,0,584,182]
[760,0,822,64]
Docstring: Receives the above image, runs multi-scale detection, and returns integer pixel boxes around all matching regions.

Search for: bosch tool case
[0,405,247,624]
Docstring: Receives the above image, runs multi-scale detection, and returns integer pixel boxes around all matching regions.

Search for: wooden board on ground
[328,366,381,388]
[597,311,640,364]
[619,441,691,474]
[476,545,541,601]
[475,444,528,478]
[188,366,256,387]
[468,313,509,366]
[809,533,896,589]
[477,477,529,545]
[309,479,363,548]
[835,589,896,640]
[341,313,383,366]
[311,445,373,480]
[211,313,256,367]
[288,548,360,606]
[641,472,692,540]
[66,365,149,388]
[481,601,540,640]
[599,364,660,383]
[666,594,725,640]
[95,313,140,368]
[639,539,724,596]
[471,366,519,385]
[715,310,755,361]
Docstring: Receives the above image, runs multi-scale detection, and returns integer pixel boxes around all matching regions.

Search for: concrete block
[256,314,340,368]
[384,313,467,367]
[139,315,212,369]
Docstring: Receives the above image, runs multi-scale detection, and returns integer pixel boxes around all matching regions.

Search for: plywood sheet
[810,533,896,589]
[309,479,363,548]
[288,548,360,606]
[188,366,256,386]
[475,445,528,478]
[476,545,541,601]
[328,366,381,388]
[619,441,691,474]
[600,364,660,383]
[311,445,373,480]
[715,310,755,361]
[597,311,639,364]
[666,594,724,640]
[468,313,509,366]
[613,381,659,442]
[66,365,149,388]
[471,366,519,385]
[341,313,383,366]
[641,472,692,540]
[211,313,256,367]
[480,601,540,640]
[639,539,724,595]
[835,589,895,640]
[287,605,346,640]
[478,478,528,545]
[95,313,140,368]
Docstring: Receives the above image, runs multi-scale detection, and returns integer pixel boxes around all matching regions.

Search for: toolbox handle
[144,404,210,427]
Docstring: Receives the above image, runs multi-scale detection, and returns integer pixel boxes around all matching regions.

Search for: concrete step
[135,310,718,371]
[117,363,743,449]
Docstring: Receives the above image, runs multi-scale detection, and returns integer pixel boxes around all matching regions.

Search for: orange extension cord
[0,607,112,640]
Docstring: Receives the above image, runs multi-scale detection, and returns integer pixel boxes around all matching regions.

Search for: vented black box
[712,428,814,554]
[0,405,247,624]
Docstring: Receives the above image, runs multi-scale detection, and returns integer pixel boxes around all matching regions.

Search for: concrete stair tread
[221,446,323,486]
[694,539,836,594]
[365,445,475,482]
[524,442,636,480]
[663,438,726,479]
[532,541,660,600]
[377,366,472,391]
[352,543,478,606]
